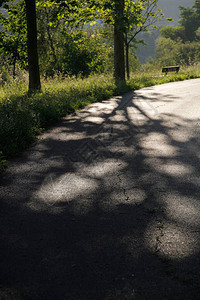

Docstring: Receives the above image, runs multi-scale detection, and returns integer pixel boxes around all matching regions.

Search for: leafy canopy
[37,0,144,30]
[0,0,27,70]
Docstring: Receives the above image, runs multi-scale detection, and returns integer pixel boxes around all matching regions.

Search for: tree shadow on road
[0,87,200,299]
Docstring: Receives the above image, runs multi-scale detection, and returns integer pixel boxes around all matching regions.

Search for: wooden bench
[162,66,180,75]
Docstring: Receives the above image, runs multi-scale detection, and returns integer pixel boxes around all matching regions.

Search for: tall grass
[1,64,200,172]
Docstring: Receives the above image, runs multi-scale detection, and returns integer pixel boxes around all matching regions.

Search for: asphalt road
[1,79,200,299]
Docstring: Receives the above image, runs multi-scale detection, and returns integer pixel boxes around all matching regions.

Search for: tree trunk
[25,0,41,93]
[125,44,130,80]
[114,0,125,82]
[13,56,16,78]
[125,34,130,80]
[45,7,57,65]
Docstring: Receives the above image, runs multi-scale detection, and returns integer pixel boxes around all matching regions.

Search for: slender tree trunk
[125,43,130,79]
[114,0,125,82]
[125,34,130,80]
[44,7,57,65]
[25,0,41,93]
[13,56,16,78]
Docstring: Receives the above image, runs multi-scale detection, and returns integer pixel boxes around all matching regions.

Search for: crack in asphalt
[116,172,130,202]
[123,188,130,201]
[155,220,164,254]
[153,218,199,289]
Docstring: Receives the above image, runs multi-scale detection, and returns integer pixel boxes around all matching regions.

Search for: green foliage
[160,0,200,43]
[37,0,96,27]
[57,29,109,77]
[0,0,164,80]
[36,2,112,78]
[39,0,143,30]
[36,4,61,76]
[156,0,200,67]
[0,74,116,159]
[0,91,38,156]
[0,0,27,76]
[179,0,200,42]
[160,25,185,41]
[37,23,110,77]
[123,0,164,79]
[156,37,178,66]
[176,42,200,65]
[0,65,11,84]
[128,51,140,70]
[128,0,163,34]
[156,37,200,66]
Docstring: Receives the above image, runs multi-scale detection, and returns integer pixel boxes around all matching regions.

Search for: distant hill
[158,0,194,24]
[136,0,195,63]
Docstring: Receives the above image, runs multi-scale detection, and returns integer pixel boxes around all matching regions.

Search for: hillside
[158,0,194,25]
[137,0,195,63]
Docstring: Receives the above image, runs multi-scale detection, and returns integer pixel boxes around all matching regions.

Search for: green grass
[1,64,200,172]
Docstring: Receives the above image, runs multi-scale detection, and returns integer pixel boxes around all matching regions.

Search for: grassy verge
[1,65,200,173]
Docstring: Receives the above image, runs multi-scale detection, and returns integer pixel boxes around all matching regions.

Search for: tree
[113,0,125,81]
[95,0,163,80]
[97,0,143,81]
[156,35,200,66]
[0,0,163,85]
[25,0,41,93]
[0,0,41,92]
[36,4,62,76]
[159,25,185,42]
[0,0,27,77]
[156,0,200,67]
[37,6,58,66]
[124,0,163,79]
[43,0,142,81]
[179,0,200,41]
[57,28,109,77]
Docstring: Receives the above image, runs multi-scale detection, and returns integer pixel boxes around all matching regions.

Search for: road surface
[1,79,200,299]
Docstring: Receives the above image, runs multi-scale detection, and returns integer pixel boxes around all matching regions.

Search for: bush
[0,66,11,84]
[0,74,117,158]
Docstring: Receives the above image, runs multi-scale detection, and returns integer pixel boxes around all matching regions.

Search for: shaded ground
[1,79,200,299]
